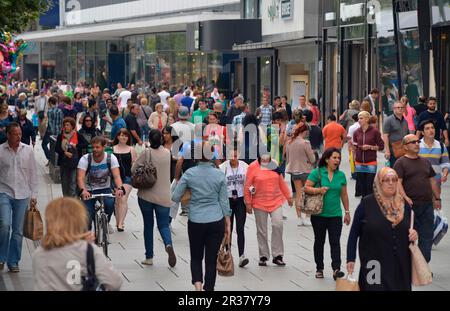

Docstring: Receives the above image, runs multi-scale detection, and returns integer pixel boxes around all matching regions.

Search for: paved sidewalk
[1,142,449,291]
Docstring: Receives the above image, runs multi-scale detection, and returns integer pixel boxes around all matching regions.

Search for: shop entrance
[341,42,366,111]
[433,25,450,115]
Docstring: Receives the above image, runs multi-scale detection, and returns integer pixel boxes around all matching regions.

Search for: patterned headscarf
[373,167,405,226]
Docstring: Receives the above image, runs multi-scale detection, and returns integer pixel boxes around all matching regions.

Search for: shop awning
[232,37,319,51]
[18,12,240,42]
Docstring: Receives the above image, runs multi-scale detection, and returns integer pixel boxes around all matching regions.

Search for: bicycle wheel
[101,213,109,257]
[94,212,102,246]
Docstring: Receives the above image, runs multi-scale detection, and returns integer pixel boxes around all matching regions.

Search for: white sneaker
[297,218,304,226]
[141,258,153,265]
[303,218,312,226]
[239,255,249,267]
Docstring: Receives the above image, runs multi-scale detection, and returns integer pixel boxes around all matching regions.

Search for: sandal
[315,270,324,279]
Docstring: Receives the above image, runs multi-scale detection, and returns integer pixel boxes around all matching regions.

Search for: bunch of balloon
[0,32,28,83]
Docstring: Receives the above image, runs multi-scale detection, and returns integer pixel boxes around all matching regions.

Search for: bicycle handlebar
[89,193,116,199]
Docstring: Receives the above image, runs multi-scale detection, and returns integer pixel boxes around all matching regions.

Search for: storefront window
[245,0,258,18]
[260,56,271,100]
[246,58,257,110]
[432,0,450,24]
[399,29,422,106]
[207,53,223,89]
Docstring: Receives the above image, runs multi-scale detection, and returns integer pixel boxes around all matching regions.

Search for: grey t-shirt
[77,152,120,191]
[383,114,409,144]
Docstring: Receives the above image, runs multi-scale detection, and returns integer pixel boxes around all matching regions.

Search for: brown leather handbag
[302,170,324,215]
[391,140,406,158]
[23,204,44,241]
[217,236,234,277]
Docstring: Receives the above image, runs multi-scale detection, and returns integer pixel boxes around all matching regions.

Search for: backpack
[131,148,157,189]
[86,153,112,189]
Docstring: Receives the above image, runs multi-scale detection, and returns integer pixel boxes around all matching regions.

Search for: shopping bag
[433,210,448,246]
[169,180,180,220]
[349,149,355,175]
[23,204,44,241]
[410,211,433,286]
[336,274,360,291]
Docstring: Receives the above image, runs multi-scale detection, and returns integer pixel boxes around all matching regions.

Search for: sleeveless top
[113,152,132,180]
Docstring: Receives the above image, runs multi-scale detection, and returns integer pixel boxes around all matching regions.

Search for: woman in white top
[33,198,122,291]
[219,148,249,267]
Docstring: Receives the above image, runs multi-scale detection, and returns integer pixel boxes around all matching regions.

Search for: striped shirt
[47,107,64,136]
[257,105,273,126]
[419,139,450,182]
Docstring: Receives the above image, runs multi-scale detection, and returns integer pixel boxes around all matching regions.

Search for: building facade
[19,0,260,95]
[235,0,450,119]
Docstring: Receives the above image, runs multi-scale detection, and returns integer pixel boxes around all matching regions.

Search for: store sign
[267,0,279,22]
[281,0,293,20]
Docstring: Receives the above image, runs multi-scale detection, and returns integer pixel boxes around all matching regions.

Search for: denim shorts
[291,173,310,182]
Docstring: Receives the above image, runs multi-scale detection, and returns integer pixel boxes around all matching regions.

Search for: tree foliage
[0,0,51,34]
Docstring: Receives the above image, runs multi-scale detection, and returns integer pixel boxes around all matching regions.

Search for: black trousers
[311,216,342,271]
[356,172,376,198]
[230,197,246,257]
[188,218,225,291]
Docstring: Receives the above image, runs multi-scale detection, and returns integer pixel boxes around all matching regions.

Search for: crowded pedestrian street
[1,135,449,291]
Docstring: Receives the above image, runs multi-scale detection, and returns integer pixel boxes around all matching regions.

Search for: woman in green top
[304,147,351,280]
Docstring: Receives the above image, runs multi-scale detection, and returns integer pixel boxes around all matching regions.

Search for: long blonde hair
[42,197,88,250]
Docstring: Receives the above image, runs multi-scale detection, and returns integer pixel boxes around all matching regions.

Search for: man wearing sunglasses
[393,134,441,264]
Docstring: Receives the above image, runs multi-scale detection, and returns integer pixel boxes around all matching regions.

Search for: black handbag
[81,243,105,291]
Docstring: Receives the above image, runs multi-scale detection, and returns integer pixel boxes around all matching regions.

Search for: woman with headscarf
[78,114,102,153]
[55,117,88,197]
[352,111,384,198]
[346,167,418,291]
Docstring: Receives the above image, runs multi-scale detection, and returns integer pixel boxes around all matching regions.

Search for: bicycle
[88,193,115,258]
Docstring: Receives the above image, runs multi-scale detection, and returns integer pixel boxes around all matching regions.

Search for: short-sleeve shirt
[393,156,436,203]
[78,152,120,191]
[307,167,347,217]
[383,115,409,144]
[125,114,141,144]
[322,122,346,150]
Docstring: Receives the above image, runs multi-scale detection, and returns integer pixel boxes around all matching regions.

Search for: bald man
[393,134,441,263]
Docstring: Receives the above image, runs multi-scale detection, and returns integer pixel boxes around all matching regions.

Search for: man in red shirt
[322,114,347,150]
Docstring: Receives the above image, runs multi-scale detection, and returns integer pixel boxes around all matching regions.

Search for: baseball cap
[178,106,190,120]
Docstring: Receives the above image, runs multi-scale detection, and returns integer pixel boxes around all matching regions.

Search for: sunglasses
[406,140,419,145]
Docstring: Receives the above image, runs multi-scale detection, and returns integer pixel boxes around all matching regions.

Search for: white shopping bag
[169,180,180,220]
[433,210,448,246]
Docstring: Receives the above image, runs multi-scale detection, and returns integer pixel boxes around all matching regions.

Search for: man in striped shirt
[418,119,449,192]
[42,96,64,165]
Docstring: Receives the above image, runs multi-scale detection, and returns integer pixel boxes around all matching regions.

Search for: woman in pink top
[401,96,416,133]
[244,153,292,266]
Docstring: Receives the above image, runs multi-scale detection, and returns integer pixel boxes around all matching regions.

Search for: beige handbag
[23,204,44,241]
[336,274,360,291]
[217,236,234,277]
[409,211,433,286]
[302,170,324,215]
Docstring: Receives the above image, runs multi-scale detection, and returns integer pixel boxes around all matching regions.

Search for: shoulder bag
[302,170,324,215]
[391,140,406,158]
[81,243,106,291]
[131,148,157,189]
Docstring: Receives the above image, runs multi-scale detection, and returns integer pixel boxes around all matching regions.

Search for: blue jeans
[0,193,29,267]
[413,202,434,263]
[138,197,172,259]
[83,188,115,230]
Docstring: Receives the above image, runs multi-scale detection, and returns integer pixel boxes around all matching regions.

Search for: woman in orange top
[244,153,292,266]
